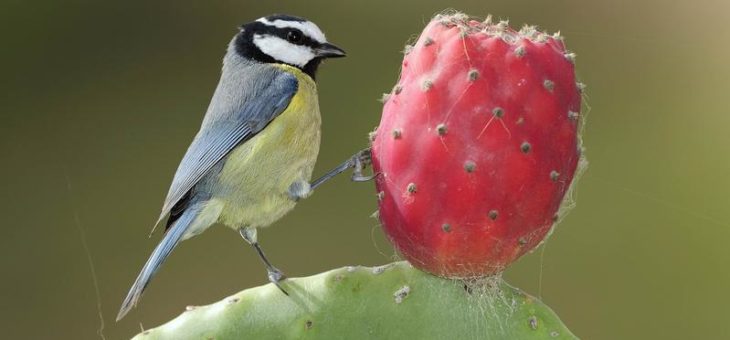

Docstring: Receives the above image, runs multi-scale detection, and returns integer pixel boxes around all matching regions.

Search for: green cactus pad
[133,262,576,339]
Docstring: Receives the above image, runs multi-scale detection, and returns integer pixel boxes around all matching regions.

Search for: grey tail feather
[116,209,196,321]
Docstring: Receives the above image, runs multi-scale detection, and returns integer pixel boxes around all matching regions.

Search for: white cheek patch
[256,18,327,44]
[253,34,315,67]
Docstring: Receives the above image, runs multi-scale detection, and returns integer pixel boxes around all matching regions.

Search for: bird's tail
[116,209,197,321]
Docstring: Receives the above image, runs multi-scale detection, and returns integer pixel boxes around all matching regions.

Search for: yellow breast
[214,65,321,229]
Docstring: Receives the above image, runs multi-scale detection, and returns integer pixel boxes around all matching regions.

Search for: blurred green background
[2,0,729,339]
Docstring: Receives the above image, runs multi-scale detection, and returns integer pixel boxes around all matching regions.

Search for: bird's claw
[267,267,289,296]
[351,149,375,182]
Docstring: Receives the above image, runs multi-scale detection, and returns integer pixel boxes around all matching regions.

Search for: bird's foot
[351,148,375,182]
[267,267,289,295]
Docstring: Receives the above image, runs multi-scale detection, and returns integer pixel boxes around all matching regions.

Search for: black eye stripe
[287,30,302,41]
[281,29,317,46]
[271,29,316,47]
[247,22,318,47]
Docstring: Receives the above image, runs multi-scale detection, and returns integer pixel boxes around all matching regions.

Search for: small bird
[117,14,350,321]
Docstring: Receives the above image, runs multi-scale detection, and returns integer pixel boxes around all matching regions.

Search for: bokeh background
[2,0,729,339]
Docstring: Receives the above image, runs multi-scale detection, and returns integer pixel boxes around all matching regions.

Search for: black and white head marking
[234,14,345,79]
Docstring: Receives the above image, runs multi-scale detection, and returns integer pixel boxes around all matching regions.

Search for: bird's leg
[238,227,289,295]
[310,148,375,191]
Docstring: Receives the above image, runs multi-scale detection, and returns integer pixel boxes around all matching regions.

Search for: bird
[116,14,350,321]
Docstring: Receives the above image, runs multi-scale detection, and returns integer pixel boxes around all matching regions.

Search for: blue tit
[117,14,347,321]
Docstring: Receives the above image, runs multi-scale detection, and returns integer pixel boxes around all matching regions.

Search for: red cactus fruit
[371,12,585,278]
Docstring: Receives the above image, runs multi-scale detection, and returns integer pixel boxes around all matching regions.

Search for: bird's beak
[316,43,346,58]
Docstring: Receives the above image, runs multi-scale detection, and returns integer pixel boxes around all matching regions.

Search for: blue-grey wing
[152,68,298,231]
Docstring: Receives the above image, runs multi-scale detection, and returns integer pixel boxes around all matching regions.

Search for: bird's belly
[214,81,321,229]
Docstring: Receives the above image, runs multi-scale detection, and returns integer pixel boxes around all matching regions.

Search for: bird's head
[234,14,346,79]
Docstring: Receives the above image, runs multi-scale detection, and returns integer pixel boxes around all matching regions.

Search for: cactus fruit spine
[371,12,585,278]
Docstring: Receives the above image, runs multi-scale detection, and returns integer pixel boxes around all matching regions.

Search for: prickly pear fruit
[371,12,584,278]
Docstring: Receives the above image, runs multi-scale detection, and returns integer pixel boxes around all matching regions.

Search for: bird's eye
[286,30,303,43]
